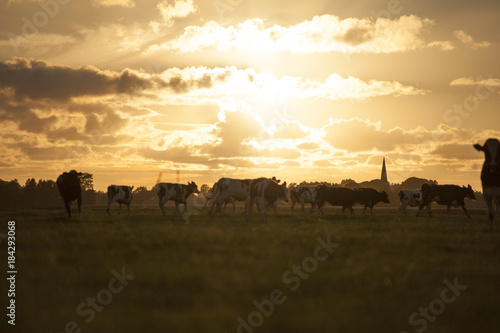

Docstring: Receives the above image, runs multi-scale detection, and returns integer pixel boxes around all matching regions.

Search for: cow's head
[463,184,476,200]
[380,190,390,203]
[474,138,500,174]
[188,181,200,194]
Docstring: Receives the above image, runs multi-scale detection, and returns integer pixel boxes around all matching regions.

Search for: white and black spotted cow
[56,170,82,218]
[246,178,288,223]
[213,178,252,213]
[202,182,237,213]
[290,186,318,213]
[107,185,134,215]
[156,181,200,216]
[474,138,500,231]
[416,183,476,217]
[397,189,422,216]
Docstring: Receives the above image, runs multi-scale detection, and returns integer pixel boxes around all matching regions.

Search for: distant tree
[78,173,94,191]
[199,184,210,197]
[0,179,21,208]
[132,186,155,205]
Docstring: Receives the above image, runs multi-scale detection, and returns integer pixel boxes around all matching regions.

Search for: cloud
[150,0,198,32]
[431,143,482,160]
[450,77,500,87]
[0,58,154,100]
[427,40,455,51]
[453,30,490,49]
[90,0,135,7]
[147,15,434,54]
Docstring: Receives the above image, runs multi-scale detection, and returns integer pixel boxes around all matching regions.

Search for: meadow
[2,205,499,333]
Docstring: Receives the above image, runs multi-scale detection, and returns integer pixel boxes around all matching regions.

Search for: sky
[0,0,499,191]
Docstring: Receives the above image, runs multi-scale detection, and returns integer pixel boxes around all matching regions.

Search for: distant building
[381,157,389,184]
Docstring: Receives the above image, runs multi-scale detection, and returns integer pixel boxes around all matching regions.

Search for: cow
[290,186,319,213]
[355,188,390,215]
[246,178,288,223]
[416,183,476,217]
[156,181,200,216]
[56,170,82,218]
[474,138,500,231]
[202,182,237,213]
[213,178,252,213]
[106,185,134,215]
[397,189,422,216]
[311,186,358,215]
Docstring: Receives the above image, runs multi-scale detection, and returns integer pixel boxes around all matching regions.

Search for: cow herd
[55,138,500,230]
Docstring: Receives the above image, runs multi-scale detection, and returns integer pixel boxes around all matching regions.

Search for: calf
[107,185,134,215]
[156,181,200,216]
[416,183,475,217]
[355,188,390,215]
[397,189,422,216]
[246,178,288,223]
[56,170,82,218]
[290,186,318,213]
[474,138,500,231]
[311,186,358,215]
[213,178,252,213]
[202,182,237,213]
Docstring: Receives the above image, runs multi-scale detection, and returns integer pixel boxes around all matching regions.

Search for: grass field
[2,205,500,333]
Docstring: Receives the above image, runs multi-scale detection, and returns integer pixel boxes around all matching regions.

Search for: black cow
[246,178,288,223]
[474,138,500,230]
[107,185,134,215]
[355,188,390,215]
[311,186,358,215]
[56,170,82,218]
[416,183,476,217]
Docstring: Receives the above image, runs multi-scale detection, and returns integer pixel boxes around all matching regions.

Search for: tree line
[0,174,158,209]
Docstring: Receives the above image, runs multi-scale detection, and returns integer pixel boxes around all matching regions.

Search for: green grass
[1,206,500,333]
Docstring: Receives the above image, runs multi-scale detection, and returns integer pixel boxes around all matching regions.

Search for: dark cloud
[341,26,373,46]
[0,58,152,100]
[431,143,480,160]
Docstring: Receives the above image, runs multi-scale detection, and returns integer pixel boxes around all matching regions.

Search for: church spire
[381,157,388,184]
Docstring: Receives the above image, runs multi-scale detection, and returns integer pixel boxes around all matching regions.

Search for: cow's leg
[209,200,216,214]
[403,206,407,215]
[426,204,433,217]
[460,204,471,218]
[245,197,254,222]
[484,193,495,231]
[201,197,210,209]
[349,206,354,215]
[397,204,403,216]
[159,197,166,215]
[301,200,305,213]
[370,205,374,216]
[64,199,72,218]
[362,205,367,216]
[222,201,227,213]
[106,200,112,214]
[416,201,427,217]
[232,200,236,213]
[309,202,315,214]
